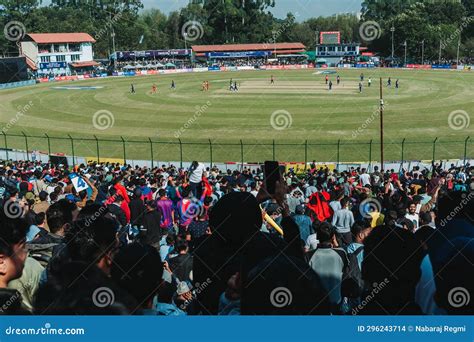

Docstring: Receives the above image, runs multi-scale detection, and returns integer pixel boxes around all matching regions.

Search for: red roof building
[20,33,96,76]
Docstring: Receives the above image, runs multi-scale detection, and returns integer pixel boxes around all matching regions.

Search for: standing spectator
[189,161,205,198]
[309,222,347,313]
[156,189,174,233]
[331,197,355,245]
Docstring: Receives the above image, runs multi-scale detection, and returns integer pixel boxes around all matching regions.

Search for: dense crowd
[0,159,472,315]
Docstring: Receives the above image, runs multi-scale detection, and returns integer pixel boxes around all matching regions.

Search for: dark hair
[158,189,166,198]
[39,191,48,201]
[46,199,76,234]
[0,213,28,256]
[351,220,368,239]
[175,240,188,253]
[244,255,330,315]
[111,243,163,311]
[65,216,117,265]
[419,211,432,225]
[316,222,334,243]
[34,261,132,315]
[166,234,175,246]
[340,196,350,208]
[34,212,46,226]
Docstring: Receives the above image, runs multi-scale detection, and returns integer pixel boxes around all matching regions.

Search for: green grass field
[0,68,473,164]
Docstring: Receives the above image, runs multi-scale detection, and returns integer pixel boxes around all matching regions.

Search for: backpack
[335,246,364,298]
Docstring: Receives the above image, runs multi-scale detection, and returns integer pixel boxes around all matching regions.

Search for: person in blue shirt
[291,205,313,243]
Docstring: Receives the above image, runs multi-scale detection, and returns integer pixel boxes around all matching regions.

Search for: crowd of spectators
[0,158,472,315]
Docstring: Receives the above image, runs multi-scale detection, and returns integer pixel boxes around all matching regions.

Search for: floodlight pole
[456,36,461,66]
[404,40,407,67]
[390,27,395,60]
[421,40,424,65]
[379,78,384,171]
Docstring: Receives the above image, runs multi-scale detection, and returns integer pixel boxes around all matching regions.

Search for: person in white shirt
[405,202,419,231]
[188,161,205,198]
[359,168,371,187]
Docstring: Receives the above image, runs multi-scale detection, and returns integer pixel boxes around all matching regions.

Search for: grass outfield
[0,68,473,163]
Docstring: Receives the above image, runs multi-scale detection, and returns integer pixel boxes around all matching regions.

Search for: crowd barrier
[0,80,36,89]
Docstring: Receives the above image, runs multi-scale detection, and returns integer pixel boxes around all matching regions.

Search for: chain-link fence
[0,132,471,167]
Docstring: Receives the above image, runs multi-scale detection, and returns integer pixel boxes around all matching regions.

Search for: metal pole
[209,139,213,166]
[272,139,275,160]
[2,132,8,160]
[149,138,154,168]
[368,139,372,171]
[439,39,442,64]
[464,136,470,165]
[432,137,438,161]
[391,27,395,60]
[111,26,116,70]
[304,140,308,170]
[240,140,244,169]
[67,134,75,166]
[178,139,183,169]
[379,78,384,170]
[336,139,341,168]
[404,40,407,67]
[456,36,461,66]
[421,40,424,65]
[94,135,100,163]
[401,138,406,165]
[22,131,29,161]
[45,133,51,156]
[121,136,126,165]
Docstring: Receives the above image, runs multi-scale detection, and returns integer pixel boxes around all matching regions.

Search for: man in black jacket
[143,200,162,249]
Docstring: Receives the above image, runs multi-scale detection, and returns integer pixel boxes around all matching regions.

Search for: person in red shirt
[112,177,131,223]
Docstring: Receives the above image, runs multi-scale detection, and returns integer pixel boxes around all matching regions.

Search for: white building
[20,33,97,76]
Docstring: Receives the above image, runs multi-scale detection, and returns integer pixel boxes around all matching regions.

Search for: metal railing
[0,132,471,168]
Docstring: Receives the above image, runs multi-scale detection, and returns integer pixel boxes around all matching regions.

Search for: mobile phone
[264,161,281,195]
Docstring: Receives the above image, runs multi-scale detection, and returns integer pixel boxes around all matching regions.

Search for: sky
[141,0,362,20]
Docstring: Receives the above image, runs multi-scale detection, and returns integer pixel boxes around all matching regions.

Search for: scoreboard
[320,32,341,45]
[0,57,28,84]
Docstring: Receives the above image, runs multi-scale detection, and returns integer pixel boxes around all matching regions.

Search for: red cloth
[307,191,333,222]
[200,176,213,201]
[114,183,130,203]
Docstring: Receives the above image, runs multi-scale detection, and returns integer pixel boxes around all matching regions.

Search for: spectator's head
[35,211,46,226]
[39,190,48,202]
[34,261,132,315]
[158,189,166,198]
[46,199,76,235]
[113,195,123,204]
[175,240,189,254]
[316,222,335,245]
[351,220,371,244]
[361,226,423,313]
[65,216,119,276]
[209,192,262,245]
[111,243,163,312]
[0,213,28,287]
[244,255,330,315]
[340,196,350,208]
[407,202,417,215]
[419,211,432,226]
